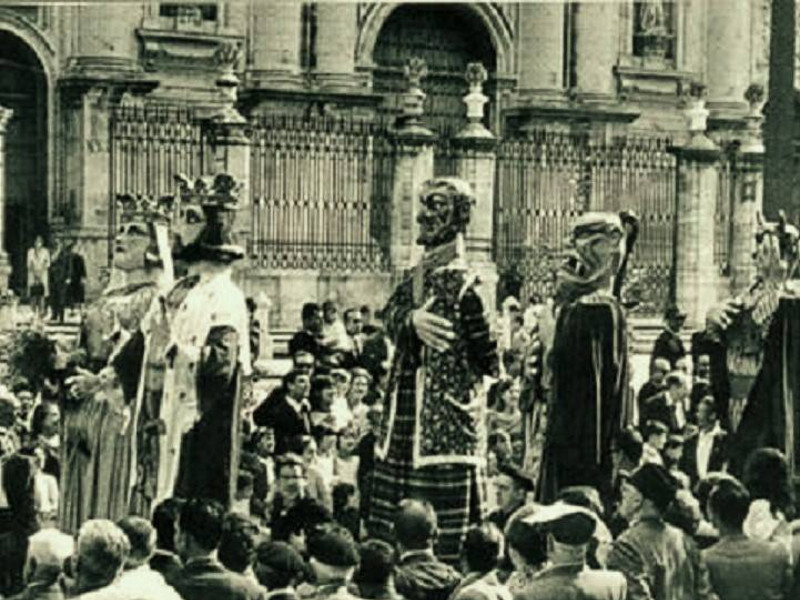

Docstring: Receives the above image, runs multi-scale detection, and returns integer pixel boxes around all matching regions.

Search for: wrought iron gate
[494,132,678,315]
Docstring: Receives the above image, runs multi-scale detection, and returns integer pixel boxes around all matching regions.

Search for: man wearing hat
[487,464,533,532]
[156,173,252,509]
[514,503,626,600]
[607,464,716,600]
[254,541,306,600]
[652,305,687,369]
[300,524,363,600]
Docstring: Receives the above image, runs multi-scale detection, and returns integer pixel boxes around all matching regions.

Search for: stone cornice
[669,136,721,163]
[137,26,244,73]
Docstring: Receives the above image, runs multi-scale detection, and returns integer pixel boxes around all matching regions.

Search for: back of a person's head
[462,523,503,574]
[557,486,604,518]
[332,482,356,516]
[179,498,224,552]
[116,516,156,566]
[743,448,795,517]
[708,478,751,531]
[302,303,321,322]
[504,504,546,568]
[152,498,185,553]
[307,523,359,569]
[618,426,643,465]
[219,513,262,574]
[27,528,74,578]
[694,472,736,515]
[283,497,332,539]
[665,371,687,389]
[353,539,395,588]
[77,519,130,584]
[255,541,307,590]
[393,499,437,551]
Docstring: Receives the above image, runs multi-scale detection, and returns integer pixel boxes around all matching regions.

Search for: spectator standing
[486,464,532,532]
[64,240,87,316]
[71,519,129,598]
[451,523,510,600]
[253,542,306,600]
[149,498,184,583]
[636,358,670,421]
[303,524,362,600]
[340,308,367,370]
[289,304,326,362]
[115,517,182,600]
[703,478,793,600]
[640,372,690,433]
[26,236,50,321]
[48,239,68,324]
[652,305,687,368]
[254,371,312,456]
[353,540,403,600]
[12,528,73,600]
[172,499,266,600]
[681,396,728,488]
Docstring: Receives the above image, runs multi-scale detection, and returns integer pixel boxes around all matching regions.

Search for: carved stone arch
[356,2,515,78]
[0,8,57,82]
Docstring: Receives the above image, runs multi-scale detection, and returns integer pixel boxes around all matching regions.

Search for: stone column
[671,97,721,328]
[390,59,435,273]
[315,2,360,90]
[72,3,142,72]
[730,85,766,294]
[517,2,565,96]
[0,107,12,292]
[574,1,620,99]
[250,0,303,87]
[706,0,751,111]
[453,63,498,311]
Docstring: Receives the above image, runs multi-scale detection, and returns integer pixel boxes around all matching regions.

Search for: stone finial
[685,82,709,135]
[744,83,766,115]
[456,62,493,140]
[213,42,245,125]
[742,83,766,153]
[404,57,428,91]
[397,57,432,135]
[0,106,13,134]
[465,62,487,92]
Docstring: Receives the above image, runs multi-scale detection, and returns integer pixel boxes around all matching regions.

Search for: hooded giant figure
[154,173,251,509]
[61,195,174,533]
[537,213,634,506]
[368,177,499,565]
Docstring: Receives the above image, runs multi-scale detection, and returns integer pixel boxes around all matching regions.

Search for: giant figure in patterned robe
[61,196,174,533]
[368,177,499,565]
[537,213,634,506]
[155,174,251,509]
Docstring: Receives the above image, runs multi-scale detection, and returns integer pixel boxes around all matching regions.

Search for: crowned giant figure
[155,173,251,509]
[61,195,174,533]
[538,212,637,506]
[369,177,499,564]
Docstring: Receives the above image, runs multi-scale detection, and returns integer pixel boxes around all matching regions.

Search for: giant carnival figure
[537,212,638,506]
[61,195,174,533]
[696,211,800,476]
[154,173,251,509]
[368,177,499,564]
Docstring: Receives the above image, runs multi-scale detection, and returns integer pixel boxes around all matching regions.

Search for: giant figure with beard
[368,177,498,564]
[537,213,636,506]
[61,196,174,533]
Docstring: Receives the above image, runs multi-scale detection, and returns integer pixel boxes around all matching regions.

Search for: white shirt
[696,422,721,480]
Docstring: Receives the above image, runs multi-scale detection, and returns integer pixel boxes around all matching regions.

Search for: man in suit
[640,371,690,433]
[353,540,404,600]
[253,541,306,600]
[703,478,793,600]
[393,499,462,600]
[636,358,670,422]
[301,524,363,600]
[172,499,266,600]
[513,503,626,600]
[289,303,326,361]
[253,370,312,456]
[339,308,367,370]
[486,464,533,532]
[451,523,510,600]
[681,396,728,487]
[652,305,687,368]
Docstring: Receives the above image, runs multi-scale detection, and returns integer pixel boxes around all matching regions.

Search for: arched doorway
[372,4,497,138]
[0,30,48,294]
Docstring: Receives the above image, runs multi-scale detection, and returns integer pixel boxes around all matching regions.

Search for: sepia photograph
[0,0,798,598]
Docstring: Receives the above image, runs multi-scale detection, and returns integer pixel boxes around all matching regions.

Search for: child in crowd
[330,369,353,431]
[347,368,373,435]
[641,420,669,466]
[334,425,360,487]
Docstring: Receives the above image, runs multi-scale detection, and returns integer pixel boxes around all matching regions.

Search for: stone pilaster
[671,100,721,328]
[250,0,303,88]
[574,1,620,100]
[315,2,362,90]
[706,0,751,115]
[70,3,142,74]
[390,132,435,273]
[0,107,12,292]
[517,2,565,97]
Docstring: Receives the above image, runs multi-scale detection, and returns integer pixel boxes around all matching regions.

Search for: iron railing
[249,116,393,272]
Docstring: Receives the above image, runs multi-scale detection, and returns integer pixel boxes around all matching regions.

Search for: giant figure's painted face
[415,178,473,248]
[113,221,153,272]
[555,213,624,304]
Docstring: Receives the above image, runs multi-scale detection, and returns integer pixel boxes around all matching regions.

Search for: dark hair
[618,426,643,465]
[462,523,503,573]
[353,539,395,587]
[643,420,669,439]
[310,375,335,412]
[219,514,261,574]
[743,448,796,519]
[246,297,257,313]
[280,498,332,540]
[664,372,686,388]
[393,499,437,550]
[117,517,156,563]
[255,541,306,589]
[322,300,337,312]
[302,303,321,321]
[152,498,185,553]
[276,453,306,477]
[179,498,225,552]
[332,482,357,518]
[694,472,736,517]
[708,478,750,530]
[284,370,310,387]
[504,505,546,567]
[30,401,57,439]
[487,379,514,412]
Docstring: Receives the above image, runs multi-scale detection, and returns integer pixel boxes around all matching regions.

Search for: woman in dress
[26,236,50,321]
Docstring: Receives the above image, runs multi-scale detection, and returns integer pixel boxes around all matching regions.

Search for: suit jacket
[680,429,728,486]
[702,535,792,600]
[395,551,462,600]
[172,557,266,600]
[641,391,686,433]
[512,564,626,600]
[652,329,686,368]
[254,393,311,456]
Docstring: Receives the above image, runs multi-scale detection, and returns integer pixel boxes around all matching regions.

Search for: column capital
[0,107,12,134]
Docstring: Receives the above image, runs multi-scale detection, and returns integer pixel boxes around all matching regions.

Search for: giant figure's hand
[411,297,455,352]
[706,297,745,335]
